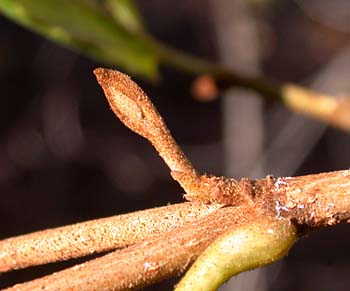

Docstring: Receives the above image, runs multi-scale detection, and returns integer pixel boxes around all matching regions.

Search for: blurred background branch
[0,0,349,131]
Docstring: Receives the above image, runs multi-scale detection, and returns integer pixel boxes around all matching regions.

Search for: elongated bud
[94,68,248,205]
[94,68,203,198]
[93,68,163,139]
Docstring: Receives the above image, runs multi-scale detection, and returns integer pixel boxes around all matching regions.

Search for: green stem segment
[2,1,347,131]
[142,33,282,102]
[174,217,297,291]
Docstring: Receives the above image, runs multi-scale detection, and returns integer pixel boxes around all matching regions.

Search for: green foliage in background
[0,0,159,79]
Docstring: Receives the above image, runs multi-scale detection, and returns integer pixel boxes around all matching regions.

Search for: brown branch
[0,202,221,272]
[2,69,350,291]
[2,206,248,291]
[2,169,350,291]
[271,169,350,227]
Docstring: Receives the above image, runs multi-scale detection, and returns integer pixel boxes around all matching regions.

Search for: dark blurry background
[1,0,350,290]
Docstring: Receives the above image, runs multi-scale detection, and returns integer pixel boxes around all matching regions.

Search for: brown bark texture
[1,169,350,291]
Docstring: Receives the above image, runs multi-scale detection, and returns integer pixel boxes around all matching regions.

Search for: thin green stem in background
[1,0,349,133]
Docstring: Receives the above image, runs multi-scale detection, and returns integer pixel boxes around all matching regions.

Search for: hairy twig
[93,68,202,200]
[2,169,350,291]
[1,68,349,291]
[0,203,221,272]
[93,68,247,205]
[2,205,247,291]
